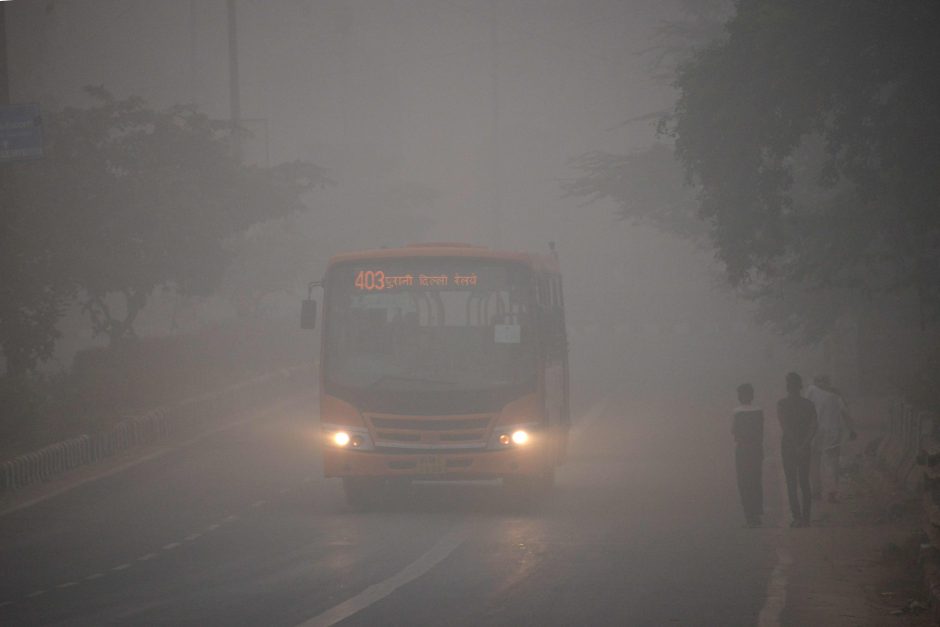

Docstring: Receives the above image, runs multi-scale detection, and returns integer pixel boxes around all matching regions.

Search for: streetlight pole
[0,3,10,106]
[490,0,501,250]
[189,0,198,107]
[226,0,241,160]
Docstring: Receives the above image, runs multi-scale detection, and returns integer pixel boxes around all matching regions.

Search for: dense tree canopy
[668,0,940,319]
[564,144,702,240]
[0,88,325,374]
[569,0,940,345]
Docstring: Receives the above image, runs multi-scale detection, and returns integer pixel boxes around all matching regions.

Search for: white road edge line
[162,542,181,551]
[757,453,792,627]
[570,397,610,443]
[296,523,470,627]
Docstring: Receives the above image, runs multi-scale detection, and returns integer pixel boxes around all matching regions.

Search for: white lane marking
[184,533,202,542]
[27,590,45,598]
[56,581,79,589]
[570,397,610,443]
[138,553,158,561]
[251,499,267,508]
[303,476,315,483]
[758,453,793,627]
[0,600,12,607]
[162,542,181,551]
[112,563,131,572]
[0,398,299,518]
[223,514,239,523]
[205,523,220,532]
[296,524,470,627]
[85,573,104,581]
[279,487,292,495]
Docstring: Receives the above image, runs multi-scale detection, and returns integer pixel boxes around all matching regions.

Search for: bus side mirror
[301,299,318,330]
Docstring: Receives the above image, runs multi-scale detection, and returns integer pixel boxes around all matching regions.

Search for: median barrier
[0,364,310,495]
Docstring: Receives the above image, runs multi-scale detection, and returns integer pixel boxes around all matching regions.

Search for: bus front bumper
[322,447,550,479]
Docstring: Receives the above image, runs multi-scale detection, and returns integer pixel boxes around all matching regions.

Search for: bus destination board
[354,270,479,291]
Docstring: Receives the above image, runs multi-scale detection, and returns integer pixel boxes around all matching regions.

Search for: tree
[1,88,326,369]
[221,178,437,321]
[563,2,731,244]
[641,0,733,80]
[665,0,940,328]
[569,0,940,347]
[563,143,703,240]
[0,178,70,376]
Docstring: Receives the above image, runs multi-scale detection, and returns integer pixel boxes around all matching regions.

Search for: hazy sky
[5,0,825,391]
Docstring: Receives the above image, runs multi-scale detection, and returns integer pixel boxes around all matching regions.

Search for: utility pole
[0,1,9,250]
[189,0,198,107]
[0,3,9,106]
[490,0,501,250]
[226,0,241,160]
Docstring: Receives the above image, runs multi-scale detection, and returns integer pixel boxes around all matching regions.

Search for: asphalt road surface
[0,387,781,626]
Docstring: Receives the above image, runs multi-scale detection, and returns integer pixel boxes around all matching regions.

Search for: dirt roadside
[777,435,933,626]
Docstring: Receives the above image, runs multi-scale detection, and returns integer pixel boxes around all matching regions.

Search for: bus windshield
[324,259,535,392]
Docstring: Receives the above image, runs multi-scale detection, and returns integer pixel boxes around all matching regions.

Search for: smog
[0,1,937,625]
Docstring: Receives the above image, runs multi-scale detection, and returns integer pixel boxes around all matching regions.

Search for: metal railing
[877,398,933,487]
[1,366,309,494]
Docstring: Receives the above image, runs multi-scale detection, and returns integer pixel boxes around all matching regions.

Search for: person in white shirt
[732,383,764,527]
[806,374,856,502]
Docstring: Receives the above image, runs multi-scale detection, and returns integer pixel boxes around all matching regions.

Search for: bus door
[539,274,569,464]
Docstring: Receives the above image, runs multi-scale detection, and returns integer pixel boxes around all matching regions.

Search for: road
[0,387,782,626]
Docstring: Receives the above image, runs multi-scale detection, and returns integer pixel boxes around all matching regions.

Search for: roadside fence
[0,365,311,494]
[876,396,940,620]
[877,398,934,489]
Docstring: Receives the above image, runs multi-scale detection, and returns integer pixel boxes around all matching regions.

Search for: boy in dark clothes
[778,372,818,527]
[732,383,764,527]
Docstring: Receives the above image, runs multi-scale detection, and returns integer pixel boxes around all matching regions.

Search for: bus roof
[327,243,560,273]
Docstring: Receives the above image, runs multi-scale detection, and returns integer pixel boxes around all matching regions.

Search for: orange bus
[301,243,569,508]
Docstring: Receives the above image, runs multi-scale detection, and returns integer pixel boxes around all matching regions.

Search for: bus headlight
[323,424,373,450]
[490,424,537,448]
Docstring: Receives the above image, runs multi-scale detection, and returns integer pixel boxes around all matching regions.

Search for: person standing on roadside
[806,374,856,502]
[778,372,817,527]
[732,383,764,527]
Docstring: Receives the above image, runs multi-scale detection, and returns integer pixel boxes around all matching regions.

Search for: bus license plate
[416,455,445,474]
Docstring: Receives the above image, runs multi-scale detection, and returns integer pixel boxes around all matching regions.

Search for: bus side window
[544,276,566,359]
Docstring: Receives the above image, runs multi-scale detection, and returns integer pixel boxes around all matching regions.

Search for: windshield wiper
[368,374,457,388]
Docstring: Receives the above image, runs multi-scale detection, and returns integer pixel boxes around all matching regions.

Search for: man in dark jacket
[733,383,764,527]
[778,372,817,527]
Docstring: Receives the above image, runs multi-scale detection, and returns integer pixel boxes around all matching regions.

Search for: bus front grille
[365,414,493,450]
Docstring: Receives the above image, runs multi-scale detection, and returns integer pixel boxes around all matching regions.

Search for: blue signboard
[0,104,44,162]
